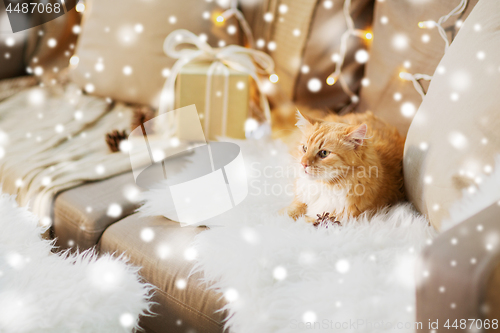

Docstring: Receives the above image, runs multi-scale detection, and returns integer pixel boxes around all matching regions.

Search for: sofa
[1,0,500,332]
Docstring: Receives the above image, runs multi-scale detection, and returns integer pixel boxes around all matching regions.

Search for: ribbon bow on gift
[159,29,275,139]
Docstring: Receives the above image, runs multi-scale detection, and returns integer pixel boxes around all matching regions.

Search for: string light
[417,21,436,29]
[324,0,372,103]
[402,0,468,99]
[269,74,279,83]
[417,0,468,51]
[399,71,432,99]
[326,76,337,86]
[214,0,255,47]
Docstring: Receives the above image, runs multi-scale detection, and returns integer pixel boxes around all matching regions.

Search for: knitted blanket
[0,83,134,227]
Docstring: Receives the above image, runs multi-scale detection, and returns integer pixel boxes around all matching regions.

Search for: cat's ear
[296,110,320,133]
[346,124,368,148]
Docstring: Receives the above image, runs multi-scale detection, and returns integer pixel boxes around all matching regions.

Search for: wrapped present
[175,62,250,141]
[157,29,274,142]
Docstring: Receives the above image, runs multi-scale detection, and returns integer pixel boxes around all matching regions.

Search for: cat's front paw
[304,215,317,223]
[284,202,307,220]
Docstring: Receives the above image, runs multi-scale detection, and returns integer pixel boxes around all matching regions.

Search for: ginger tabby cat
[285,110,405,222]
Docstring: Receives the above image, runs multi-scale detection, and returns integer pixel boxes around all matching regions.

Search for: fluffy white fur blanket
[140,139,435,333]
[0,193,153,333]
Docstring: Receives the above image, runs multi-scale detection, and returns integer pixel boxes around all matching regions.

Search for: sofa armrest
[0,76,37,102]
[416,201,500,331]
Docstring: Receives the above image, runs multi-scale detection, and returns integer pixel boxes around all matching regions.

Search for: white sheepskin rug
[140,139,436,333]
[0,193,153,333]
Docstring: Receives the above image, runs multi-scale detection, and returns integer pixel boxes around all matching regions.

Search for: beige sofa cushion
[417,201,500,325]
[71,0,241,106]
[404,0,500,230]
[358,0,478,136]
[53,172,140,251]
[99,214,226,333]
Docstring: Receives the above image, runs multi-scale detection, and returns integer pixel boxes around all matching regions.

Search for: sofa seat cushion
[98,214,227,333]
[53,171,141,250]
[403,0,500,230]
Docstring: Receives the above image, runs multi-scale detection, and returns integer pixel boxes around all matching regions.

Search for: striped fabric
[0,76,38,102]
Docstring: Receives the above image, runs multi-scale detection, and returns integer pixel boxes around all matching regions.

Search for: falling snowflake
[307,78,322,93]
[95,164,105,175]
[47,38,57,48]
[119,313,135,328]
[55,124,64,133]
[263,12,274,22]
[123,184,140,202]
[400,102,416,118]
[176,278,187,289]
[355,49,369,63]
[34,66,43,76]
[279,4,288,13]
[448,131,468,150]
[302,311,317,323]
[449,70,470,91]
[241,227,259,244]
[107,203,122,218]
[184,247,197,261]
[140,227,155,242]
[5,37,15,47]
[273,266,287,280]
[157,244,171,259]
[123,66,133,76]
[335,259,350,274]
[224,288,239,302]
[95,62,105,72]
[392,34,409,50]
[85,83,95,93]
[87,260,125,291]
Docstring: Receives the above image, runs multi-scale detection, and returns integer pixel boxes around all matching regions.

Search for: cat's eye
[318,150,330,158]
[302,145,307,153]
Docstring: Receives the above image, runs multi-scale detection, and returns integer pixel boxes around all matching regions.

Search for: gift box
[175,62,250,141]
[159,29,274,142]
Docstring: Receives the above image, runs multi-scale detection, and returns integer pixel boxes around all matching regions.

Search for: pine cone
[106,129,128,153]
[131,105,155,134]
[313,212,341,227]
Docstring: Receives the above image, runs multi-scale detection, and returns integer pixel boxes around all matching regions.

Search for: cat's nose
[301,162,308,169]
